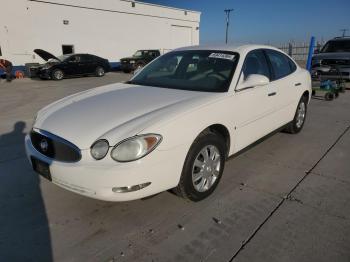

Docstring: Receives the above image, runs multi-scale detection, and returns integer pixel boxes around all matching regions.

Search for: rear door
[264,49,299,125]
[233,49,275,151]
[80,54,96,74]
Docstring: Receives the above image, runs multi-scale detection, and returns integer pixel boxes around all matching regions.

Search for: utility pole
[340,29,349,37]
[224,9,234,44]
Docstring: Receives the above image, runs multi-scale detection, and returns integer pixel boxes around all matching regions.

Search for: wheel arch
[302,90,310,103]
[205,124,231,159]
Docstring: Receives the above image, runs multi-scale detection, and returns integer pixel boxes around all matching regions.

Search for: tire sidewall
[52,69,64,80]
[292,97,308,133]
[181,132,226,201]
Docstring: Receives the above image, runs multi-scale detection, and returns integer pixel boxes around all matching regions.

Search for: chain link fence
[277,41,325,67]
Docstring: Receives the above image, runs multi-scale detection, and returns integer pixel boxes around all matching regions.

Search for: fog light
[112,182,151,193]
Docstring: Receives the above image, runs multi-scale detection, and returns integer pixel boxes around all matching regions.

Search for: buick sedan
[25,45,311,202]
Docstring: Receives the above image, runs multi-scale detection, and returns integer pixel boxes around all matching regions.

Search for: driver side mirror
[238,74,269,90]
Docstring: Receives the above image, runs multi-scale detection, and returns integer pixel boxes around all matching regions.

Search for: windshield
[128,50,239,92]
[133,51,143,57]
[321,40,350,53]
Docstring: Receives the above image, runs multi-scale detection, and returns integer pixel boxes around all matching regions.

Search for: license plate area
[31,157,52,181]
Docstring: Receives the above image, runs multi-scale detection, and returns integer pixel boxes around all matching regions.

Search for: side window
[265,50,293,80]
[242,50,270,80]
[69,55,80,62]
[288,59,297,73]
[80,54,92,62]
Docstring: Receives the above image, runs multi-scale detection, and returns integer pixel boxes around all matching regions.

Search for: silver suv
[312,37,350,81]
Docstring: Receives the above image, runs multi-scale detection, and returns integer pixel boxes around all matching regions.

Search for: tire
[312,90,316,96]
[173,130,226,201]
[284,96,308,134]
[51,69,64,80]
[95,66,105,77]
[325,92,334,101]
[123,69,131,73]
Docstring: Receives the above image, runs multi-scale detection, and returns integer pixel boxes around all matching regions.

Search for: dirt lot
[0,73,349,262]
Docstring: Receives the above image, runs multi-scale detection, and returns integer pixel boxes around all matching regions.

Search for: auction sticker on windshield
[209,53,235,60]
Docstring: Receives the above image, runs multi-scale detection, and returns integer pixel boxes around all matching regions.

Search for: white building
[0,0,200,68]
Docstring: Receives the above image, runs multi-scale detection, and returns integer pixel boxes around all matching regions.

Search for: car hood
[34,49,61,62]
[34,83,212,149]
[313,52,350,60]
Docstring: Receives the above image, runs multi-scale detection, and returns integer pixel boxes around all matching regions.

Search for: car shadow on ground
[0,121,52,261]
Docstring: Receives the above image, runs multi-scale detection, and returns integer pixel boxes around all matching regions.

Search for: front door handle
[295,83,301,86]
[268,92,276,97]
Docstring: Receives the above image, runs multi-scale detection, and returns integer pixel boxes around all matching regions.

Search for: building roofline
[120,0,201,15]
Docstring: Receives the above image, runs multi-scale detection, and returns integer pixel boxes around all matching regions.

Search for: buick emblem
[40,139,49,152]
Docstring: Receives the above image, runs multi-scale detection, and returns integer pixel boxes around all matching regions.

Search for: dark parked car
[120,49,160,73]
[31,49,111,80]
[312,37,350,81]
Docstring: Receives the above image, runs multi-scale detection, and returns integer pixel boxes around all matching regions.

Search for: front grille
[321,59,350,66]
[30,130,81,162]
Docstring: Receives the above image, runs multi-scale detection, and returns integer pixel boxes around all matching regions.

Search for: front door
[233,49,276,152]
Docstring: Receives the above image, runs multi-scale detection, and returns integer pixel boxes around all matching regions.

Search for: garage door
[171,25,192,49]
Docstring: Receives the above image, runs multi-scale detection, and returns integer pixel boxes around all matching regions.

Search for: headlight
[90,139,109,160]
[129,60,135,64]
[111,134,162,162]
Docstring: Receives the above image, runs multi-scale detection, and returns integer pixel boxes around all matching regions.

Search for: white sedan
[25,45,311,202]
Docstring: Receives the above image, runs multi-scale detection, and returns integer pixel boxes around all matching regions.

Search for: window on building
[62,45,74,55]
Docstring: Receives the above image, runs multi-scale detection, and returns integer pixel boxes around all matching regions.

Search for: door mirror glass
[239,74,269,90]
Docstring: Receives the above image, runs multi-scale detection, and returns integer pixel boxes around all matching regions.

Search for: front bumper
[311,65,350,81]
[25,134,187,201]
[120,63,136,72]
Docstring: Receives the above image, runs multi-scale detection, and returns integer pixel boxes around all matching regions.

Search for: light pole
[224,9,234,44]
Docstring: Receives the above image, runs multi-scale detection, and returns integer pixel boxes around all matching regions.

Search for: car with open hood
[31,49,111,80]
[25,45,311,202]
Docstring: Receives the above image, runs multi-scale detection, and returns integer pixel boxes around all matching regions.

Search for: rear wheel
[95,66,105,77]
[284,96,308,134]
[51,69,64,80]
[174,130,226,201]
[325,92,334,101]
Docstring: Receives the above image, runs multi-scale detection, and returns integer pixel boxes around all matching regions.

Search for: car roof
[330,37,350,41]
[174,44,282,55]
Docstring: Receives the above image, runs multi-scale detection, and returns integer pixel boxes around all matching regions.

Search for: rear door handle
[268,92,276,97]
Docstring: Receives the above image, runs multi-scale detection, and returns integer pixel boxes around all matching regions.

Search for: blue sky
[141,0,350,45]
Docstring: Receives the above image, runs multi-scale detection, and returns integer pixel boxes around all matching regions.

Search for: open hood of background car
[34,49,61,62]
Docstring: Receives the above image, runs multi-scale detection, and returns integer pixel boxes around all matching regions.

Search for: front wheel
[173,130,226,201]
[284,96,308,134]
[51,69,64,80]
